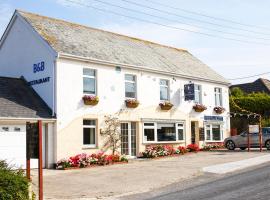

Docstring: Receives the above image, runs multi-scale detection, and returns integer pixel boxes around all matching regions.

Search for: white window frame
[204,123,223,142]
[214,87,223,106]
[83,68,97,95]
[194,84,202,104]
[83,119,97,148]
[143,122,185,143]
[124,74,137,99]
[159,79,170,101]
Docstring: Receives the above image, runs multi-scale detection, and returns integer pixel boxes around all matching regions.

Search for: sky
[1,0,270,84]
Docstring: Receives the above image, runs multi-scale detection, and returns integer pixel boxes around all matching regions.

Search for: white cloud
[0,3,13,36]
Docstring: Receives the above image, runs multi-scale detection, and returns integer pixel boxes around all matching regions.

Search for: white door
[120,122,137,157]
[0,124,46,169]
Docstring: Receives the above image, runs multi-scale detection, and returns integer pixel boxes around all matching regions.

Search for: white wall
[56,58,230,131]
[0,14,56,110]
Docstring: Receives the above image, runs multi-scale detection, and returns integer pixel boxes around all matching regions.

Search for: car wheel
[265,140,270,150]
[240,147,246,150]
[226,140,236,150]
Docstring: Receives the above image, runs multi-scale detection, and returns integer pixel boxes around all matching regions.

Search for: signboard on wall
[248,125,259,133]
[184,83,195,101]
[204,116,223,121]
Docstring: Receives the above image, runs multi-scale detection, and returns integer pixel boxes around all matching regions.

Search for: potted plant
[125,99,140,108]
[159,101,174,110]
[82,95,99,105]
[193,103,207,112]
[214,106,225,114]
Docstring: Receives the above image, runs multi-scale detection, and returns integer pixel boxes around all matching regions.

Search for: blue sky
[1,0,270,84]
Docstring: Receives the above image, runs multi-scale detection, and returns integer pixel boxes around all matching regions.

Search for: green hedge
[0,160,29,200]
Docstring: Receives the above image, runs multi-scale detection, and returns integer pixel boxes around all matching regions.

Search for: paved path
[31,151,269,199]
[143,163,270,200]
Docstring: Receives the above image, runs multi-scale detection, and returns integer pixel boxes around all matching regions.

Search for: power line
[119,0,270,37]
[89,0,270,41]
[228,72,270,80]
[63,0,270,46]
[145,0,270,31]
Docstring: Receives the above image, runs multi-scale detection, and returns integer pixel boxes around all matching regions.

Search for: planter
[125,99,139,108]
[193,108,205,112]
[159,102,173,110]
[82,95,99,106]
[214,106,225,114]
[193,104,207,112]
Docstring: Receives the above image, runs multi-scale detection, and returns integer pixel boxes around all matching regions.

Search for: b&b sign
[184,83,195,101]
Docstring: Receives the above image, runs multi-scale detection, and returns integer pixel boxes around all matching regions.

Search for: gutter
[0,117,56,122]
[58,53,230,86]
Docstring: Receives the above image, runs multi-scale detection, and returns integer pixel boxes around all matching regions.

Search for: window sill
[143,141,185,144]
[82,145,97,149]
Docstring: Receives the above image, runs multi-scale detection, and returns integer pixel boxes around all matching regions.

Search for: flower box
[214,106,225,114]
[193,104,207,112]
[82,95,99,106]
[125,99,139,108]
[159,101,173,110]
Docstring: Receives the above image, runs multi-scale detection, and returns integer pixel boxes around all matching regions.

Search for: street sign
[248,125,259,134]
[184,83,195,101]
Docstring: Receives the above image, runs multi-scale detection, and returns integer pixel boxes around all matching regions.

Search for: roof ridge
[17,9,188,53]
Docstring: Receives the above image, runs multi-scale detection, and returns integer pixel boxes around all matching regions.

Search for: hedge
[0,160,29,200]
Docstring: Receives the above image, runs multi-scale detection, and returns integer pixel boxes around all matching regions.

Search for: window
[160,79,169,101]
[205,124,223,141]
[125,74,136,98]
[214,87,222,106]
[143,122,185,143]
[194,84,202,104]
[83,68,96,95]
[83,120,96,147]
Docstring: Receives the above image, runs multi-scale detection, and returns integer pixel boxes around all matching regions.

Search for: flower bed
[213,106,225,114]
[56,152,128,170]
[193,103,207,112]
[202,143,225,151]
[159,101,174,110]
[140,144,198,158]
[82,95,99,106]
[125,99,140,108]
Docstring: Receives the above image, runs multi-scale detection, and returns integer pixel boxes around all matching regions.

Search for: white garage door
[0,124,45,169]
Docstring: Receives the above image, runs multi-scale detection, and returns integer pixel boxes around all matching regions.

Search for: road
[123,163,270,200]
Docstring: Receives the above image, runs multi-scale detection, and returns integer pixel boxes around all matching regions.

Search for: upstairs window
[125,74,136,98]
[83,68,96,95]
[194,84,202,104]
[214,87,222,106]
[160,79,169,101]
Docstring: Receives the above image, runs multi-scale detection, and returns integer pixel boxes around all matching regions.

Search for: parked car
[224,127,270,150]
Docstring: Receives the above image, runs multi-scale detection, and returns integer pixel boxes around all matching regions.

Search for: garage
[0,77,55,168]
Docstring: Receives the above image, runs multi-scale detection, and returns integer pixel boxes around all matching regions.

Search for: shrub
[187,144,200,152]
[0,160,29,200]
[202,143,224,151]
[177,146,188,154]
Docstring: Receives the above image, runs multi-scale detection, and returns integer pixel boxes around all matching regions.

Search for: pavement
[31,150,270,200]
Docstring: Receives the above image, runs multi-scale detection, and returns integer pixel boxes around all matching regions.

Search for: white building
[0,10,230,168]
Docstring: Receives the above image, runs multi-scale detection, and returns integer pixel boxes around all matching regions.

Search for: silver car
[224,127,270,150]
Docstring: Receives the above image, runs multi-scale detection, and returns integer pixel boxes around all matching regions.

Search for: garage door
[0,124,45,169]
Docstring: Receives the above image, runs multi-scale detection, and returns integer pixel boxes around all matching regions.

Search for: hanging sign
[248,125,259,133]
[26,122,39,159]
[184,83,195,101]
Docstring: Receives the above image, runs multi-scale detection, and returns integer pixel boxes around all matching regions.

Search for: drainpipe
[52,54,59,117]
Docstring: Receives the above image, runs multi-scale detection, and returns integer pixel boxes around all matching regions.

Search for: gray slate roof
[18,10,229,84]
[0,77,53,118]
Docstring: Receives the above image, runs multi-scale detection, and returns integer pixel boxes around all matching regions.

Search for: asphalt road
[123,163,270,200]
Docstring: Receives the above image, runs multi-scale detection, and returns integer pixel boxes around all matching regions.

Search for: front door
[121,122,136,157]
[191,122,196,144]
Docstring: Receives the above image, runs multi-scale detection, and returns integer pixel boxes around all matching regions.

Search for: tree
[230,87,244,97]
[100,115,121,155]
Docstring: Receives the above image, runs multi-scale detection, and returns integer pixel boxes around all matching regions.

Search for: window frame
[204,123,223,142]
[159,79,170,101]
[214,87,223,106]
[143,122,185,143]
[82,119,97,148]
[124,74,137,99]
[83,68,97,95]
[194,84,202,104]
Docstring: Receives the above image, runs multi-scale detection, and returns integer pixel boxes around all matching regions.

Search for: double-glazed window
[160,79,169,101]
[143,122,185,143]
[205,124,222,141]
[83,68,96,95]
[194,84,202,104]
[125,74,137,98]
[214,87,222,106]
[83,120,96,147]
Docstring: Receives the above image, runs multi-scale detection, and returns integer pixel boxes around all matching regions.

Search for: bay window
[143,122,185,143]
[205,124,223,141]
[83,68,96,95]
